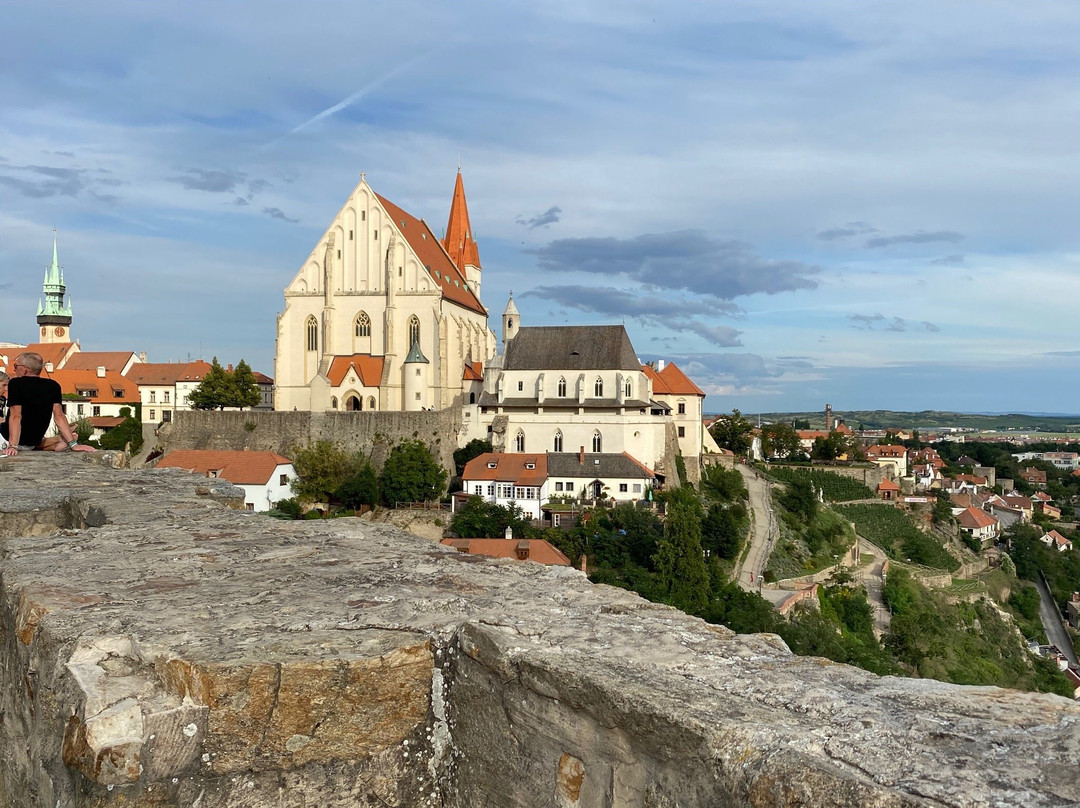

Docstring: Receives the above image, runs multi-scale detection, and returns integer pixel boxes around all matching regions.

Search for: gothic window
[355,312,371,337]
[408,316,421,347]
[594,377,603,397]
[515,430,525,452]
[592,430,602,453]
[367,396,377,410]
[553,430,563,452]
[625,380,632,398]
[306,316,318,352]
[557,377,567,397]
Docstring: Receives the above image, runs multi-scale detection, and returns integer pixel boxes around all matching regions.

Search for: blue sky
[3,1,1079,415]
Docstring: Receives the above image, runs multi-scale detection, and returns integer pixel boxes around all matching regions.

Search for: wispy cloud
[849,314,941,333]
[263,207,299,223]
[527,231,819,301]
[0,164,88,198]
[817,221,877,241]
[866,231,963,249]
[170,169,247,193]
[516,206,561,229]
[930,254,965,266]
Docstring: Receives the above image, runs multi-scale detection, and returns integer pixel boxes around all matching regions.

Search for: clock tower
[36,232,73,344]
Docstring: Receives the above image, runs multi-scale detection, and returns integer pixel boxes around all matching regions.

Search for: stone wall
[1,453,1079,807]
[157,406,463,472]
[771,462,885,490]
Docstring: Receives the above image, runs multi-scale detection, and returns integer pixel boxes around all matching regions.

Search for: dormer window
[487,462,497,469]
[525,463,535,470]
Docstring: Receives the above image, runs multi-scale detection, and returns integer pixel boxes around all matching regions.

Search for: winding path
[734,465,776,592]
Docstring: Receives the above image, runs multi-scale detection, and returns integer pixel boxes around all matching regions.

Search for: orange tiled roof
[867,444,906,458]
[957,507,998,530]
[25,342,77,370]
[89,416,125,428]
[462,453,547,485]
[326,354,386,388]
[1045,530,1072,548]
[375,193,485,316]
[441,538,570,566]
[463,361,483,382]
[878,479,901,490]
[442,172,481,273]
[64,351,136,373]
[46,368,140,403]
[252,371,274,385]
[126,361,213,385]
[157,450,293,486]
[642,362,706,397]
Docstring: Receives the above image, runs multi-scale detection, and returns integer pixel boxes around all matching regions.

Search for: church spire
[37,230,73,343]
[443,170,481,275]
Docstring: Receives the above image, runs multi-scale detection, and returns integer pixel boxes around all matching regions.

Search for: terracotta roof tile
[462,453,547,485]
[64,352,137,373]
[642,362,705,397]
[463,361,484,382]
[326,354,386,388]
[46,368,140,403]
[126,361,213,385]
[440,538,570,566]
[442,172,481,273]
[957,507,998,530]
[25,342,77,369]
[157,450,293,486]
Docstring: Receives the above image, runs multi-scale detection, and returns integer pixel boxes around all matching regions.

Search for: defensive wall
[770,463,886,490]
[1,453,1079,807]
[157,407,463,473]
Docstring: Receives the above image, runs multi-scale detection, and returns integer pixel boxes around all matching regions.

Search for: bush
[269,497,303,520]
[291,441,367,503]
[379,440,447,506]
[334,463,379,508]
[98,417,144,453]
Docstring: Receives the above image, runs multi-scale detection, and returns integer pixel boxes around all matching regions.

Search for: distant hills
[730,410,1080,433]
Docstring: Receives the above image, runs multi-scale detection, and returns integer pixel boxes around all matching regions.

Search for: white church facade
[274,173,496,412]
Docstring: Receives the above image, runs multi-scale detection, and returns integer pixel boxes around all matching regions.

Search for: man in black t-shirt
[1,352,95,457]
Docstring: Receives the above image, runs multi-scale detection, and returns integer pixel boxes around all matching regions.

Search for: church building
[274,173,496,412]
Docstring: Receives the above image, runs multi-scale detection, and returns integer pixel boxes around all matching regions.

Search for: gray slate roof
[545,452,655,480]
[503,326,640,371]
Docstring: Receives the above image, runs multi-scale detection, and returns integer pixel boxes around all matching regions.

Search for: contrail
[289,54,430,135]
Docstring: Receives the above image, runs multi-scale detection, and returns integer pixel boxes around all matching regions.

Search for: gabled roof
[442,171,481,272]
[545,451,655,480]
[157,450,293,486]
[867,444,907,458]
[643,362,705,397]
[463,361,483,382]
[326,354,386,388]
[126,361,213,385]
[252,371,274,385]
[462,453,547,485]
[440,538,570,566]
[25,342,77,370]
[503,325,640,371]
[375,192,485,316]
[957,507,998,530]
[1044,530,1072,548]
[878,478,901,490]
[47,368,140,403]
[64,351,137,373]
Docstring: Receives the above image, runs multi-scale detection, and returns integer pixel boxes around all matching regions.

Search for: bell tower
[36,231,73,344]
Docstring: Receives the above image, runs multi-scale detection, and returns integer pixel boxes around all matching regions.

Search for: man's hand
[1,446,17,457]
[72,444,96,453]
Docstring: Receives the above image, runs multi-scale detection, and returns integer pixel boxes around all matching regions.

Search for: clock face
[54,326,65,336]
[41,327,47,337]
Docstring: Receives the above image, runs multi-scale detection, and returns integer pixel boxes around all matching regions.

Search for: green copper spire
[404,337,429,364]
[37,231,73,321]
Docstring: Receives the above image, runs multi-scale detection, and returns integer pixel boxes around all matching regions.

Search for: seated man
[1,352,95,456]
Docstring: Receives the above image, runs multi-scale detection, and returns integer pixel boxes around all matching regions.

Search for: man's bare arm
[2,406,22,455]
[51,403,95,452]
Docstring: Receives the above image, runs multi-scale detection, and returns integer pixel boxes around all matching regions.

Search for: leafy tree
[653,498,710,614]
[761,421,801,460]
[99,416,144,453]
[792,418,811,430]
[699,464,748,504]
[932,490,954,525]
[701,503,743,560]
[270,497,303,519]
[291,440,366,503]
[709,409,754,455]
[811,430,852,462]
[379,440,448,505]
[73,417,94,443]
[450,497,533,538]
[188,358,232,410]
[334,462,379,508]
[230,360,262,410]
[453,438,493,476]
[779,475,818,524]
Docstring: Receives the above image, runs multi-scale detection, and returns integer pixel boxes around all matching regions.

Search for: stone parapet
[1,453,1078,806]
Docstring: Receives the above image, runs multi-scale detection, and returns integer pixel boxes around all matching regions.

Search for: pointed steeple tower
[502,292,520,347]
[443,170,482,300]
[36,231,73,344]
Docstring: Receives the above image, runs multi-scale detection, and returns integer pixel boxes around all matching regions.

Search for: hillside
[738,410,1080,433]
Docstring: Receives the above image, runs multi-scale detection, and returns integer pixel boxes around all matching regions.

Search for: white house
[156,450,297,512]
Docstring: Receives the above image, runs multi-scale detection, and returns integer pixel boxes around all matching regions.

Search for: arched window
[553,430,563,452]
[557,377,566,397]
[367,396,377,410]
[306,316,318,352]
[515,430,525,452]
[625,380,632,398]
[408,315,421,347]
[469,392,476,404]
[592,430,602,453]
[594,377,603,397]
[355,312,370,337]
[331,397,338,409]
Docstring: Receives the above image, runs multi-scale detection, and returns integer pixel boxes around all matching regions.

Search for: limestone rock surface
[0,453,1078,807]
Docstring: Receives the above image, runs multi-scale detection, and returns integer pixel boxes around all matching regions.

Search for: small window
[487,462,498,469]
[246,503,255,511]
[678,426,686,438]
[633,484,642,493]
[557,377,566,397]
[678,402,686,415]
[415,393,421,400]
[337,249,341,259]
[164,391,170,403]
[525,463,535,470]
[555,482,564,491]
[349,230,353,240]
[619,484,628,492]
[374,230,378,239]
[487,484,495,496]
[150,391,156,403]
[93,406,101,417]
[553,431,563,452]
[355,312,370,337]
[163,411,172,422]
[306,316,318,351]
[566,482,574,491]
[517,381,523,392]
[515,431,525,452]
[280,474,289,486]
[625,380,632,398]
[594,377,603,397]
[592,431,602,452]
[149,409,155,420]
[474,485,483,495]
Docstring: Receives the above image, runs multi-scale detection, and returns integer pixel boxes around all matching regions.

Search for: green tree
[453,438,493,476]
[98,416,144,453]
[291,440,366,503]
[450,497,533,538]
[188,358,231,410]
[779,475,818,524]
[230,360,262,410]
[761,421,801,460]
[653,499,710,614]
[699,464,748,504]
[709,409,754,456]
[379,440,448,506]
[333,462,379,508]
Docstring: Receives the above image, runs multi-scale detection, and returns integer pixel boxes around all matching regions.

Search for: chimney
[657,359,665,372]
[96,366,106,378]
[1073,592,1080,604]
[227,363,234,372]
[139,351,147,363]
[515,540,529,560]
[579,446,585,464]
[505,525,513,540]
[579,554,588,575]
[825,403,833,431]
[45,362,54,373]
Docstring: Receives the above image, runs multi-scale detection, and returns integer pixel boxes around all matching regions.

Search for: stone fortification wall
[1,453,1079,807]
[772,462,885,489]
[158,406,462,471]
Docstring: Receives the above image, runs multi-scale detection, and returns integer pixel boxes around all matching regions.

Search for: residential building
[1020,467,1048,489]
[643,360,722,459]
[956,507,1000,548]
[458,452,549,520]
[126,361,213,424]
[274,172,496,413]
[866,444,908,479]
[48,367,140,438]
[1040,530,1073,553]
[155,450,296,511]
